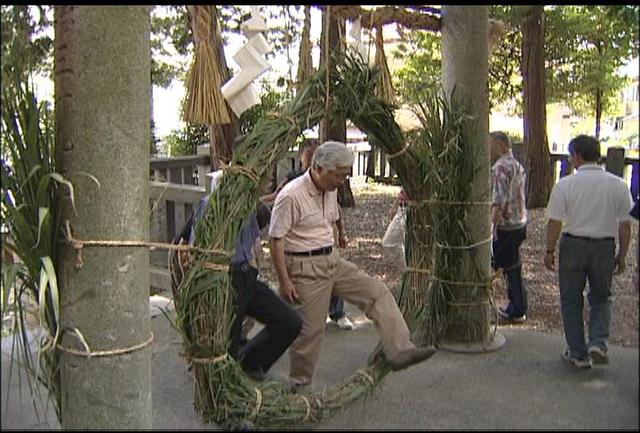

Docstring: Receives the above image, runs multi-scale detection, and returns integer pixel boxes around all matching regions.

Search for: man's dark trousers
[229,263,302,374]
[492,225,527,318]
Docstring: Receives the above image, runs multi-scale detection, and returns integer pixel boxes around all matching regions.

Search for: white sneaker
[336,316,355,331]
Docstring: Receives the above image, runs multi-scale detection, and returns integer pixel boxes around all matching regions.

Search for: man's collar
[577,163,602,171]
[303,170,323,196]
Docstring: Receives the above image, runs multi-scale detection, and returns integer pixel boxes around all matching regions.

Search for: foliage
[392,31,441,107]
[545,5,639,127]
[164,122,209,156]
[392,9,525,114]
[1,73,64,421]
[0,5,53,85]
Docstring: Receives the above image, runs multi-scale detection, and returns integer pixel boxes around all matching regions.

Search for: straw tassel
[182,5,231,125]
[374,25,396,105]
[296,5,314,92]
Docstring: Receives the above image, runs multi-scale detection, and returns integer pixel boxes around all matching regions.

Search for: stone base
[438,330,505,353]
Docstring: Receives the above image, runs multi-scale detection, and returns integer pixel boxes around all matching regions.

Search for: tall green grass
[1,77,65,421]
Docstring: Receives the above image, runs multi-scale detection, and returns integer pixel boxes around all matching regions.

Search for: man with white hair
[269,141,437,389]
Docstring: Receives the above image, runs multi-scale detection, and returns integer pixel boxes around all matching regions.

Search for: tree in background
[521,5,552,208]
[546,5,639,139]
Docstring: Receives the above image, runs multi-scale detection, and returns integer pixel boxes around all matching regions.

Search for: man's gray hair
[312,141,354,170]
[489,131,511,148]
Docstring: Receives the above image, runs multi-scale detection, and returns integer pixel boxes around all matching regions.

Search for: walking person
[544,135,632,369]
[489,131,528,322]
[269,141,436,389]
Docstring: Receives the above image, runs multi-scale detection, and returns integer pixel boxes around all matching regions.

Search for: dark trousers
[229,264,302,374]
[328,295,346,321]
[492,225,527,318]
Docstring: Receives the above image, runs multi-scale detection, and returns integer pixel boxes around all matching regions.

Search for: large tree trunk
[522,5,552,208]
[320,6,356,208]
[441,6,492,345]
[595,88,602,139]
[55,6,152,428]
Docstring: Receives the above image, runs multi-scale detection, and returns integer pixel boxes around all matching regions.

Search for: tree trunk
[320,6,355,208]
[595,88,602,139]
[522,5,552,208]
[55,6,152,428]
[366,143,377,179]
[441,6,492,344]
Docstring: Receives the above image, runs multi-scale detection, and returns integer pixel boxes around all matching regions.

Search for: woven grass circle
[174,53,491,429]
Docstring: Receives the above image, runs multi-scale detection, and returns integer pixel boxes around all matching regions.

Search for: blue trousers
[492,225,528,318]
[559,235,614,359]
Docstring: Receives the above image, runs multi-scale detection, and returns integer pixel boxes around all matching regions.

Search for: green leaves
[1,70,63,420]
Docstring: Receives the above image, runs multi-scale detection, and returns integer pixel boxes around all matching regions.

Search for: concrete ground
[1,303,638,430]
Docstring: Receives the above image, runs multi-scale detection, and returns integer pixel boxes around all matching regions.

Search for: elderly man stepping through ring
[269,141,437,389]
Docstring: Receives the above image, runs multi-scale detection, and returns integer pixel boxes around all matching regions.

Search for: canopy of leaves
[0,5,53,85]
[545,5,639,120]
[392,6,524,114]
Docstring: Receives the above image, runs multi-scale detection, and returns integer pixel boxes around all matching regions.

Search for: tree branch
[329,5,441,32]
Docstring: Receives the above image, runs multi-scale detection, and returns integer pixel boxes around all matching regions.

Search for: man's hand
[338,233,348,248]
[614,254,626,275]
[278,277,299,304]
[544,251,555,271]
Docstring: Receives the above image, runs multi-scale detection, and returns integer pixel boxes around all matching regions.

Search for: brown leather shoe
[388,346,437,371]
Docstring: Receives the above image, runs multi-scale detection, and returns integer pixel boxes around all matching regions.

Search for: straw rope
[407,198,493,207]
[405,267,431,275]
[219,162,261,185]
[435,236,493,250]
[189,353,229,365]
[355,369,376,386]
[202,262,229,272]
[299,394,312,422]
[55,332,154,358]
[64,221,231,269]
[250,387,263,421]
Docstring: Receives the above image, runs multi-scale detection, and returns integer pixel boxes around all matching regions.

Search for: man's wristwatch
[545,249,554,254]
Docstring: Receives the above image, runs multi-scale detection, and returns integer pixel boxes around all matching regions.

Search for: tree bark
[320,6,355,207]
[441,6,491,344]
[522,5,552,208]
[55,6,152,428]
[595,88,602,139]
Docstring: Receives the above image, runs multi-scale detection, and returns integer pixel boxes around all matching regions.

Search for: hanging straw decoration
[373,25,396,106]
[295,5,314,92]
[182,5,231,125]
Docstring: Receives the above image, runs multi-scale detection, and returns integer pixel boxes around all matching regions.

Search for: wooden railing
[148,145,638,291]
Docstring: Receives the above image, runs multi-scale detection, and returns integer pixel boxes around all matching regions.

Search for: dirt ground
[264,179,639,349]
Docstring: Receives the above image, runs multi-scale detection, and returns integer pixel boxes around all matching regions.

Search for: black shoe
[388,346,437,371]
[497,307,526,323]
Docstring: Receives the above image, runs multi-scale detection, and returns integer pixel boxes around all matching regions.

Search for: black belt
[230,261,252,272]
[285,246,333,257]
[563,233,614,242]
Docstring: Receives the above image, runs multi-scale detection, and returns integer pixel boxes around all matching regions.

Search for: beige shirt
[269,170,339,252]
[546,164,633,238]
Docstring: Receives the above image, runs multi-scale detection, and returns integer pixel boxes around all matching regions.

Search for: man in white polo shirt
[544,135,632,369]
[269,141,436,389]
